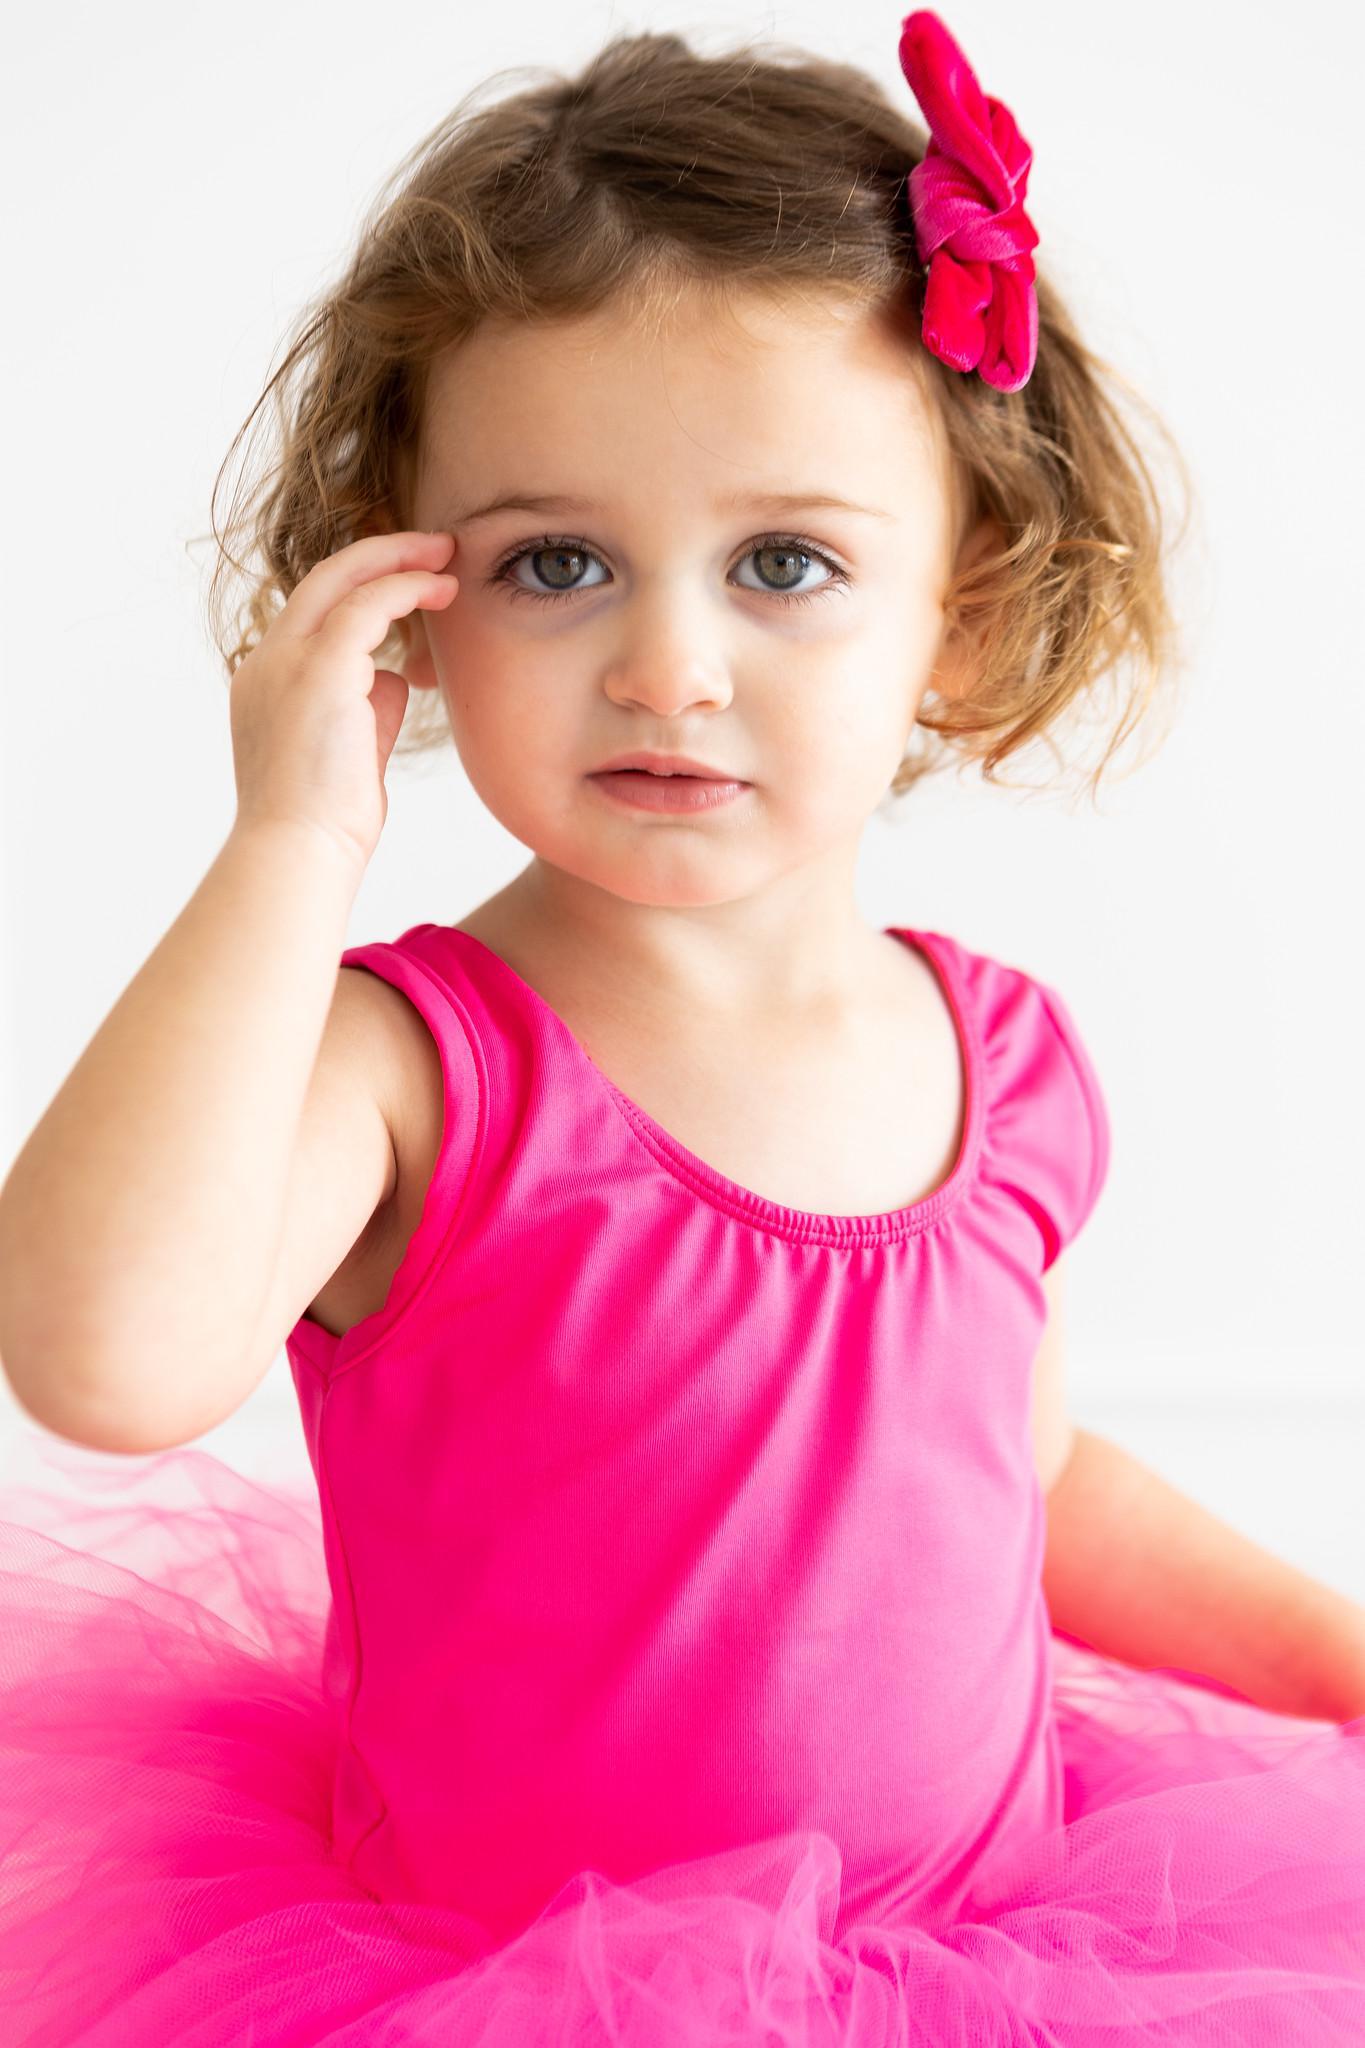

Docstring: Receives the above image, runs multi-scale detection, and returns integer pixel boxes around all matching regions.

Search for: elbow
[1,1351,215,1457]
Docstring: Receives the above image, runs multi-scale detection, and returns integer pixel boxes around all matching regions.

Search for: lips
[590,753,746,781]
[588,768,751,813]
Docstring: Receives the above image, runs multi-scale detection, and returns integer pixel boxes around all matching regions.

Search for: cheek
[433,616,564,748]
[778,671,919,809]
[797,660,906,751]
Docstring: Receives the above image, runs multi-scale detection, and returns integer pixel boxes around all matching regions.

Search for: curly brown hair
[202,28,1196,806]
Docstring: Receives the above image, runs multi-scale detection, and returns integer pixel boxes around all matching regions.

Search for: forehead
[415,287,955,521]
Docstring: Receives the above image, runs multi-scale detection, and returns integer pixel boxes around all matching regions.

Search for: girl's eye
[483,534,851,610]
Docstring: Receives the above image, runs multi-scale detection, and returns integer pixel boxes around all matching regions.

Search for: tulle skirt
[2,1428,1364,2046]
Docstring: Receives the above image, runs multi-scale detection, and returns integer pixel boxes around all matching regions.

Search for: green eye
[485,533,851,609]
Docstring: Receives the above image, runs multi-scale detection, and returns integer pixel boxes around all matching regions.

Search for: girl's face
[402,285,995,911]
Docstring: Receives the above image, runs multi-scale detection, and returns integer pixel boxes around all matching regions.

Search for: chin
[544,837,766,913]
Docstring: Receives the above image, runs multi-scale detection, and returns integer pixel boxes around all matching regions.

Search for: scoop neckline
[445,923,984,1248]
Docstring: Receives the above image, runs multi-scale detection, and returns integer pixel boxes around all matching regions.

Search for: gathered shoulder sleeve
[952,938,1113,1273]
[1028,975,1111,1267]
[285,922,485,1375]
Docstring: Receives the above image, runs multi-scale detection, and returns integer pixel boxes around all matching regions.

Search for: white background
[1,1,1362,1600]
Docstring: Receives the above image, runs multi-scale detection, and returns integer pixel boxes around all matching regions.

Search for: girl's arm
[1042,1428,1365,1723]
[0,528,459,1453]
[0,819,389,1451]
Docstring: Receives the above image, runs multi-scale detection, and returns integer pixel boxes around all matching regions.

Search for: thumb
[368,669,410,772]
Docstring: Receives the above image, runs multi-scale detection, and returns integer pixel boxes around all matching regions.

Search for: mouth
[588,753,749,781]
[591,769,734,782]
[586,767,752,813]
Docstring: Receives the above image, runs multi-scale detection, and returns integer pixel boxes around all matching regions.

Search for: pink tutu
[9,923,1365,2041]
[3,1432,1364,2047]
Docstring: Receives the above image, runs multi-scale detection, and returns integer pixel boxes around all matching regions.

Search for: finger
[278,532,456,642]
[309,569,458,671]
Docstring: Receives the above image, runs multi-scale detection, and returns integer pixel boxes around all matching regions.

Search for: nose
[599,590,736,718]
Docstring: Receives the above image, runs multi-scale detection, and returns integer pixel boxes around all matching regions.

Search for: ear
[931,513,1007,705]
[352,503,443,696]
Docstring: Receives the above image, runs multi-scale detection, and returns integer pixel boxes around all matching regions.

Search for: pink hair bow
[897,10,1040,393]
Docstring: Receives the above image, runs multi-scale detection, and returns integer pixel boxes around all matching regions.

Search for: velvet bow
[897,10,1040,393]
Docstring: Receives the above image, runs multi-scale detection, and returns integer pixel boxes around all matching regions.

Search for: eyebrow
[439,488,894,528]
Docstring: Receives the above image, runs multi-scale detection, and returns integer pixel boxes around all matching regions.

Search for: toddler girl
[2,13,1364,2042]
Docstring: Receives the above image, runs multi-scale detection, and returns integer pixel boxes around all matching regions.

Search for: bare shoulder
[304,966,446,1337]
[336,964,444,1161]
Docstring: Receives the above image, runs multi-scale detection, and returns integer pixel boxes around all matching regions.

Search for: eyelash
[483,532,851,611]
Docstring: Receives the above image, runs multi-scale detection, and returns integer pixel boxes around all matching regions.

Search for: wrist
[228,812,370,888]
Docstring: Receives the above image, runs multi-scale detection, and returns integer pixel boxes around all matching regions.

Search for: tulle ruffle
[2,1431,1364,2046]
